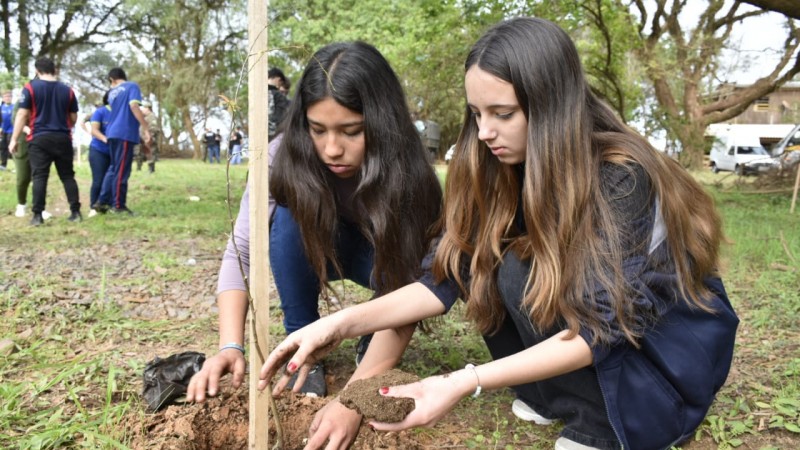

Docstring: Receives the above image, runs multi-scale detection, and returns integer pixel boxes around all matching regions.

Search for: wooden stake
[791,162,800,214]
[248,0,270,448]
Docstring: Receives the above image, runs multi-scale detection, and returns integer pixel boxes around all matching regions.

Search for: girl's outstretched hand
[368,369,475,432]
[257,316,345,394]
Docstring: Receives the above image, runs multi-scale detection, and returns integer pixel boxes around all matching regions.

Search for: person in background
[1,89,13,170]
[268,67,290,140]
[9,96,41,220]
[85,92,111,217]
[9,57,82,226]
[202,127,220,163]
[256,18,739,450]
[279,77,291,96]
[229,126,243,165]
[213,129,222,163]
[135,100,159,173]
[94,67,150,215]
[186,41,443,402]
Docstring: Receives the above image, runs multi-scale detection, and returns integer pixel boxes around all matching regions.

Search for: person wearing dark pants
[9,57,81,226]
[94,67,149,215]
[27,133,81,220]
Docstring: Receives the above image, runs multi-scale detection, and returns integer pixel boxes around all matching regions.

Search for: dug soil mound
[127,377,433,449]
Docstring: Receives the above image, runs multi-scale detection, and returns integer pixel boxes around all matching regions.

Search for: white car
[445,144,455,162]
[709,135,780,175]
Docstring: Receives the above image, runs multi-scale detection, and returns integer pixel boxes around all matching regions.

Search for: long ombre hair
[434,18,722,346]
[271,42,442,297]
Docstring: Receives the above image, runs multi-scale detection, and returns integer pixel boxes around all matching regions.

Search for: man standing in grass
[9,57,81,226]
[94,67,149,215]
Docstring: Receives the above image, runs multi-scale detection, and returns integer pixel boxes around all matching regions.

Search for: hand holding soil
[338,369,420,422]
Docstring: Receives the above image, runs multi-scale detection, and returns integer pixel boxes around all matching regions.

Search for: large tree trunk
[1,0,11,72]
[17,0,29,79]
[181,107,202,159]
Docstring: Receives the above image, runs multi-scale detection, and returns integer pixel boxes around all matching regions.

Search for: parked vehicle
[445,144,455,162]
[415,119,440,161]
[709,134,780,175]
[770,124,800,169]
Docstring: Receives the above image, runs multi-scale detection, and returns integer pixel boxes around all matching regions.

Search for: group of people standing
[203,126,246,164]
[186,17,739,450]
[2,60,151,225]
[87,67,150,216]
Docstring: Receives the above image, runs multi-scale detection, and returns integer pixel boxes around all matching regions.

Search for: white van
[709,134,779,175]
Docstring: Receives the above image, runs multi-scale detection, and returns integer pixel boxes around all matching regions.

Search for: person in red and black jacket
[10,57,81,226]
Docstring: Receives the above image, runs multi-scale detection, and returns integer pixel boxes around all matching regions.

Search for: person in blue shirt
[1,89,14,170]
[9,57,82,226]
[256,18,738,450]
[93,67,150,215]
[84,92,111,215]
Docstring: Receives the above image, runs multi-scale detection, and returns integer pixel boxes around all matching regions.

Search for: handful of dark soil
[339,369,420,423]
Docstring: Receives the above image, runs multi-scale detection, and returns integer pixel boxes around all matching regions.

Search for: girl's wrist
[219,342,245,355]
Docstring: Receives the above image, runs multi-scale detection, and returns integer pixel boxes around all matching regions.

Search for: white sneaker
[554,437,602,450]
[88,209,98,218]
[41,211,52,220]
[511,399,557,425]
[15,204,26,217]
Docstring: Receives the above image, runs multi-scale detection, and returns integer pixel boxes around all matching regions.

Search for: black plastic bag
[142,351,205,412]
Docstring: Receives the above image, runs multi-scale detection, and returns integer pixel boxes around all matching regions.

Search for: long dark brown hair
[270,42,442,297]
[434,18,722,346]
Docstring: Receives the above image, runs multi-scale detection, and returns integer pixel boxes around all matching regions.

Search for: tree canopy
[1,0,798,164]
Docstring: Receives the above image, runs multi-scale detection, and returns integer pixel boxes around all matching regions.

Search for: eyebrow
[467,103,518,110]
[307,119,364,127]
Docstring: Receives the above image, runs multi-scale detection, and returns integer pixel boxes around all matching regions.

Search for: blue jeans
[487,252,620,450]
[230,144,242,165]
[99,139,135,209]
[269,206,374,334]
[209,144,220,163]
[88,146,111,206]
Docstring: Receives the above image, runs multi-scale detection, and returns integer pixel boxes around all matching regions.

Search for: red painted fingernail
[287,362,297,372]
[379,387,389,395]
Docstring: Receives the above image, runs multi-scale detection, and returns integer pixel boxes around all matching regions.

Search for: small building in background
[710,81,800,151]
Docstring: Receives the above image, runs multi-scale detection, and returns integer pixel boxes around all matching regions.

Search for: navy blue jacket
[419,163,738,449]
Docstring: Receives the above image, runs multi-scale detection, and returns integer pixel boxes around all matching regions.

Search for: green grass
[1,162,799,448]
[0,159,248,247]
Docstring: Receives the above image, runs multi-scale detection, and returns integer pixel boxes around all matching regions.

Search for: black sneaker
[355,334,373,366]
[68,211,82,222]
[92,203,110,214]
[29,213,44,227]
[110,206,134,216]
[286,362,327,397]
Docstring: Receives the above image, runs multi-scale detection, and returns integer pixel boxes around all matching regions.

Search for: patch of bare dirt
[127,378,439,450]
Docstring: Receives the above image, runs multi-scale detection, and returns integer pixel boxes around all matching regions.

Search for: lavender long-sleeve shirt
[216,137,280,293]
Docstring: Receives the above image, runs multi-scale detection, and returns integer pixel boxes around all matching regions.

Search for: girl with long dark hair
[187,41,442,400]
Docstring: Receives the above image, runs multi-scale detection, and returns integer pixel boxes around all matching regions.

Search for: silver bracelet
[464,363,482,398]
[220,342,245,355]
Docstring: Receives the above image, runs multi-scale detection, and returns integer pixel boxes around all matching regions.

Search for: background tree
[743,0,800,20]
[122,0,247,158]
[616,0,800,168]
[0,0,130,79]
[268,0,506,156]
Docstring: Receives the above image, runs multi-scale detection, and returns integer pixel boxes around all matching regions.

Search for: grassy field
[0,159,799,449]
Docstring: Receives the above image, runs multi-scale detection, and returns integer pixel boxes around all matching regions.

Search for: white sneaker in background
[554,437,602,450]
[15,204,27,217]
[511,399,558,425]
[41,211,52,220]
[88,209,98,218]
